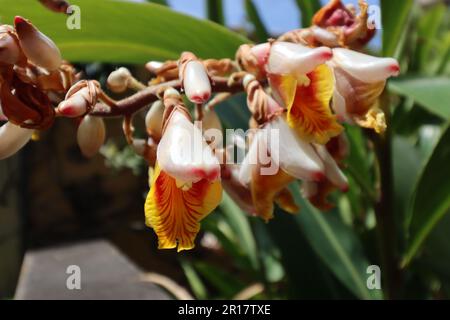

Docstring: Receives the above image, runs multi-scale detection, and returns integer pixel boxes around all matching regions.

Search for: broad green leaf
[403,123,450,266]
[206,0,225,25]
[295,0,321,28]
[381,0,413,57]
[389,77,450,119]
[244,0,270,42]
[0,0,248,63]
[290,185,382,300]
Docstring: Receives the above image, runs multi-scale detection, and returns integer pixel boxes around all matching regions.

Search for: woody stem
[90,77,247,118]
[370,90,402,300]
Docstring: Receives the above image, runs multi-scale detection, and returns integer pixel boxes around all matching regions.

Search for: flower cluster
[0,0,400,252]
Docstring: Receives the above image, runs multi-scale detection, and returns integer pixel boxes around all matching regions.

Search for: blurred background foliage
[1,0,450,299]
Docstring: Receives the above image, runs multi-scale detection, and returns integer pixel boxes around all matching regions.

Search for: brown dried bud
[14,16,62,70]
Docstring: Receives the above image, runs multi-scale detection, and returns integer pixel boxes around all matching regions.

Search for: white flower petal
[314,145,348,192]
[0,122,33,160]
[157,110,220,183]
[238,129,266,186]
[267,116,325,181]
[268,42,333,76]
[183,61,211,104]
[332,48,400,83]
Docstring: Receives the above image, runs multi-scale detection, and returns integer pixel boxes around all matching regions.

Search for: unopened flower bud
[14,16,62,71]
[145,100,164,139]
[183,61,211,104]
[107,67,132,93]
[0,25,23,65]
[164,87,180,100]
[57,87,90,117]
[145,61,164,73]
[77,115,106,158]
[0,122,33,160]
[268,42,333,76]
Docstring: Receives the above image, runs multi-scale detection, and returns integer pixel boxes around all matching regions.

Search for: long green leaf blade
[291,185,382,300]
[403,123,450,266]
[206,0,225,25]
[294,0,321,28]
[389,77,450,119]
[1,0,248,63]
[244,0,270,42]
[381,0,413,57]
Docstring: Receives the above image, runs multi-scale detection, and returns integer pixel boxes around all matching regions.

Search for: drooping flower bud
[0,25,24,65]
[145,100,164,140]
[14,16,62,71]
[0,122,33,160]
[157,109,220,185]
[107,67,132,93]
[77,115,106,158]
[57,87,90,117]
[182,60,211,104]
[331,48,400,83]
[57,81,99,118]
[267,42,333,77]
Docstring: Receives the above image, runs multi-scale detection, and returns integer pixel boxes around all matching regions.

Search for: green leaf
[414,4,447,72]
[193,261,245,298]
[219,192,260,270]
[146,0,168,6]
[403,123,450,266]
[381,0,413,57]
[206,0,225,25]
[389,77,450,119]
[0,0,248,64]
[290,185,382,300]
[180,260,208,300]
[244,0,270,42]
[294,0,321,28]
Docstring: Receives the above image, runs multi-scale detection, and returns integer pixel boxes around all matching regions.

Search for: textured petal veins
[145,164,222,252]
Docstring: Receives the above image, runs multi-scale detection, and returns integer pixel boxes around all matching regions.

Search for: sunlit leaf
[0,0,248,63]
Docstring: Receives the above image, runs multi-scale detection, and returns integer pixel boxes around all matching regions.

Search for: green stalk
[369,91,403,299]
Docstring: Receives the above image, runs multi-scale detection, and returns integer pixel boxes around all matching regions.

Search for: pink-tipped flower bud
[77,115,106,158]
[14,16,62,71]
[145,100,164,139]
[268,42,333,76]
[183,61,211,104]
[107,67,132,93]
[0,122,33,160]
[0,25,23,65]
[57,87,90,118]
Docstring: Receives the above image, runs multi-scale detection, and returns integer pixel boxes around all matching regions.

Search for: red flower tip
[388,63,400,76]
[14,16,26,26]
[313,171,326,182]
